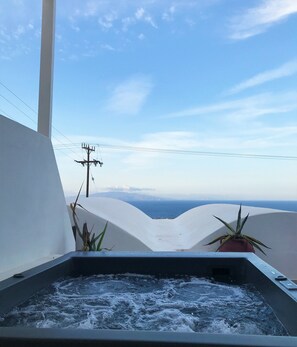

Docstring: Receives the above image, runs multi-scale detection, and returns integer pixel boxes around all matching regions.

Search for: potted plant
[70,184,110,251]
[205,205,270,255]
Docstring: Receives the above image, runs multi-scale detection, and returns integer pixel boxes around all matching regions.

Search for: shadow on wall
[67,205,151,252]
[198,212,297,280]
[67,196,297,280]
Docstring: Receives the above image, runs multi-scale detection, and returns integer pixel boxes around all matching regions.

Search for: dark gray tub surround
[0,252,297,347]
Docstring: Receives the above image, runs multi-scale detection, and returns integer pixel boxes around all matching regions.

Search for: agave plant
[70,184,110,251]
[80,221,109,251]
[205,205,270,255]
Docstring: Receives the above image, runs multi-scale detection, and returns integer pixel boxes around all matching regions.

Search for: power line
[53,142,297,161]
[0,81,37,115]
[2,80,295,163]
[0,107,17,122]
[0,80,82,159]
[0,106,76,161]
[0,96,77,161]
[99,144,297,161]
[0,93,37,125]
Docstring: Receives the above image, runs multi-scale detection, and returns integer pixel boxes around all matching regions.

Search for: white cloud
[63,0,214,34]
[105,185,154,192]
[229,0,297,40]
[122,8,158,31]
[143,14,158,29]
[122,131,198,166]
[164,91,297,122]
[100,43,115,51]
[0,1,39,60]
[118,126,297,167]
[135,8,145,20]
[71,25,81,32]
[1,22,34,41]
[162,5,176,21]
[0,0,214,61]
[121,16,134,31]
[140,131,198,149]
[98,12,118,30]
[105,76,153,115]
[227,60,297,94]
[84,1,101,17]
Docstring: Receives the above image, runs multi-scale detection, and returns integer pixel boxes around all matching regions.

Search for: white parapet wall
[68,197,297,280]
[0,116,75,279]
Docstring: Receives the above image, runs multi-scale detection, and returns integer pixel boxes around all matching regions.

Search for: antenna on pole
[75,143,103,197]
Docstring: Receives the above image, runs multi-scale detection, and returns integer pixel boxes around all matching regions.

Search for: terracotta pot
[218,238,255,253]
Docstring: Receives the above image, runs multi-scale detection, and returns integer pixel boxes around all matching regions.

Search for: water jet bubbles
[0,275,288,336]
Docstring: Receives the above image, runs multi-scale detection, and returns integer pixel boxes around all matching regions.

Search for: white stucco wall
[190,205,297,279]
[0,116,74,277]
[67,197,297,279]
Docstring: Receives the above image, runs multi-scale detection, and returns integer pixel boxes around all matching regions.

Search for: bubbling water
[0,274,287,335]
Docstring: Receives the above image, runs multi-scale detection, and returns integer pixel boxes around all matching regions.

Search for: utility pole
[75,143,103,198]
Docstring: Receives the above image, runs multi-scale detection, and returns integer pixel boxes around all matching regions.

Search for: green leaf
[92,233,101,243]
[242,236,266,255]
[70,183,85,241]
[206,205,270,255]
[76,203,89,213]
[73,183,84,209]
[204,235,225,246]
[216,235,232,251]
[238,213,249,235]
[236,204,242,233]
[244,235,270,249]
[214,215,236,235]
[96,222,108,251]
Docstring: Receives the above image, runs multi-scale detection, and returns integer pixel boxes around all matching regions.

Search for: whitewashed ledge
[67,197,297,280]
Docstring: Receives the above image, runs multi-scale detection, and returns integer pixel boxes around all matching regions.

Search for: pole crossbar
[75,143,103,197]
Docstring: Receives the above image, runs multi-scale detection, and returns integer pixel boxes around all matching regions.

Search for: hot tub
[0,251,297,346]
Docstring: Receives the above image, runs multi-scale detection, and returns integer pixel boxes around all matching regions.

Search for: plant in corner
[70,184,110,251]
[205,205,270,255]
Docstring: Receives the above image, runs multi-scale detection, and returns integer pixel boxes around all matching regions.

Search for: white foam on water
[0,274,288,335]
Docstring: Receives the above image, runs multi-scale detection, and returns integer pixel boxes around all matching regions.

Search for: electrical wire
[53,142,297,161]
[0,105,75,161]
[97,144,297,161]
[0,80,82,159]
[0,81,37,114]
[2,81,295,163]
[0,93,37,125]
[0,107,17,122]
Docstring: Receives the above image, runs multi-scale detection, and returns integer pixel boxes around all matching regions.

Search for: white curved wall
[0,116,74,277]
[72,197,153,248]
[68,205,151,251]
[191,206,297,279]
[67,198,297,279]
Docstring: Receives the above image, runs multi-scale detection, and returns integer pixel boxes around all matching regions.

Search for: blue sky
[1,0,297,199]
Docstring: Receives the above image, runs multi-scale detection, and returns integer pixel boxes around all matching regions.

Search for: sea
[128,200,297,219]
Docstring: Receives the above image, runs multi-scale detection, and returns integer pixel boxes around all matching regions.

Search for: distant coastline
[90,191,164,201]
[82,192,297,219]
[128,200,297,219]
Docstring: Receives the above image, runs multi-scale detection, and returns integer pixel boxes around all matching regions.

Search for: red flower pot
[218,238,255,253]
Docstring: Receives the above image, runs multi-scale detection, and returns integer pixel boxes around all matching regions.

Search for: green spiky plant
[205,205,270,255]
[70,184,110,251]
